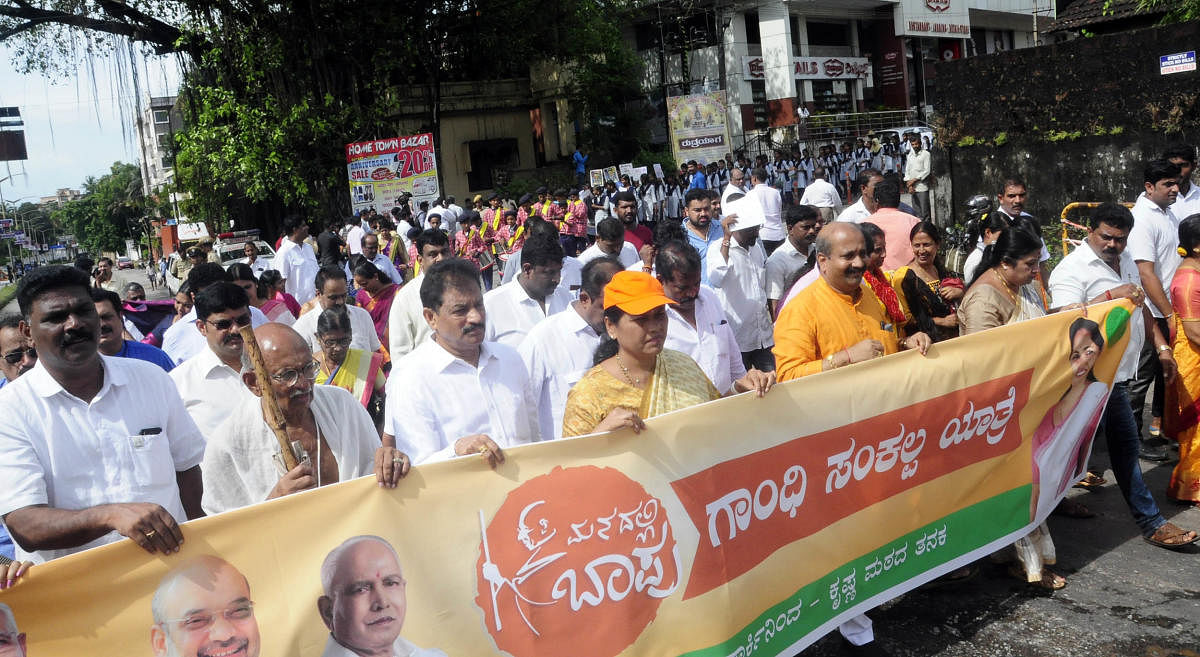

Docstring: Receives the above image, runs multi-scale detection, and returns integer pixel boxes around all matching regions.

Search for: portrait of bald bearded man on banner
[0,603,26,657]
[318,536,446,657]
[150,555,260,657]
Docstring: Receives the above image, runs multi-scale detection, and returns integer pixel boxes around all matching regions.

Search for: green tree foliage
[1104,0,1200,23]
[51,162,144,254]
[1,1,643,233]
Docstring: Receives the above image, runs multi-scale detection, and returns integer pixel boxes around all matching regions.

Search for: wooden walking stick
[239,325,299,471]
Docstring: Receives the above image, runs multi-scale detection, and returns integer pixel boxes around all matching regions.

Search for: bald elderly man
[318,536,446,657]
[0,602,26,657]
[200,324,409,515]
[150,555,260,657]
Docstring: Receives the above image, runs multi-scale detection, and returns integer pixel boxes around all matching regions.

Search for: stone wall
[928,20,1200,239]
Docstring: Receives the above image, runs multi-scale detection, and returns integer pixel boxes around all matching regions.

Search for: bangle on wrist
[842,349,851,366]
[1105,290,1113,301]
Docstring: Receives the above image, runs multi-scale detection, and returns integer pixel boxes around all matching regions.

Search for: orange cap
[603,270,678,315]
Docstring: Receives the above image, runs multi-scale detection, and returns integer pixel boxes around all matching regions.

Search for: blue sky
[0,43,179,204]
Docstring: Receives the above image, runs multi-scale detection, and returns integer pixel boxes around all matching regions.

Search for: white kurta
[200,385,380,515]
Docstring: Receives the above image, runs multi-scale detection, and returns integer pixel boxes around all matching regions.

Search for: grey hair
[151,555,248,626]
[320,535,403,596]
[0,602,17,635]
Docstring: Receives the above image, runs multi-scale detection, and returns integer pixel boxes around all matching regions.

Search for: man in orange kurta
[774,223,930,381]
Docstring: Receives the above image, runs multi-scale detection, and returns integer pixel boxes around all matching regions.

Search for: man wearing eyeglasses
[150,555,260,657]
[0,266,205,563]
[201,323,396,514]
[292,266,381,357]
[170,283,256,441]
[161,264,271,365]
[0,314,36,390]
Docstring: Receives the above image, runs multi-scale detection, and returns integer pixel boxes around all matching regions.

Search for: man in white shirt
[346,232,403,284]
[992,177,1052,283]
[707,211,775,373]
[161,263,271,365]
[1166,145,1200,222]
[747,167,785,255]
[293,266,382,355]
[903,135,932,221]
[798,167,842,223]
[242,241,271,277]
[1127,159,1183,455]
[202,324,390,514]
[427,198,458,236]
[835,169,883,224]
[345,215,367,257]
[484,233,571,348]
[170,282,255,440]
[273,215,321,305]
[383,259,539,464]
[0,265,205,563]
[656,241,746,394]
[1047,202,1196,549]
[520,257,621,440]
[578,217,640,268]
[721,167,747,207]
[317,536,447,657]
[387,229,450,360]
[766,205,821,316]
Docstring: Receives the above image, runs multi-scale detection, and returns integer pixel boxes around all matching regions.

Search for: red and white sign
[742,56,873,84]
[345,133,440,212]
[894,0,970,38]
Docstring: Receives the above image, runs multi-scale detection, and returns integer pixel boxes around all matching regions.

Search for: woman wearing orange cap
[561,271,774,437]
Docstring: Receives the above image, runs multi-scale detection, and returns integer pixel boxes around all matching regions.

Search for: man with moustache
[150,555,260,657]
[766,205,821,316]
[383,259,539,465]
[91,288,175,372]
[483,234,570,348]
[519,257,622,440]
[0,314,37,389]
[656,241,747,395]
[387,229,450,360]
[613,191,653,254]
[201,324,394,514]
[774,223,931,381]
[161,264,271,365]
[1048,202,1197,549]
[318,536,446,657]
[169,283,255,440]
[772,225,930,652]
[0,266,205,563]
[291,266,381,355]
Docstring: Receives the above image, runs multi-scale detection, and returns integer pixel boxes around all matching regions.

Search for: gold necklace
[615,352,643,387]
[992,268,1018,302]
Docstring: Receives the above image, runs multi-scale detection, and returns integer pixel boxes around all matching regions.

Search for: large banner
[667,91,731,169]
[0,302,1133,657]
[346,134,440,215]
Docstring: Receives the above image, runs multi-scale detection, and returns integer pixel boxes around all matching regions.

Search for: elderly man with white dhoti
[201,324,409,515]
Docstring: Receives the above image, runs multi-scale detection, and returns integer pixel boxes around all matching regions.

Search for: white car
[215,239,276,267]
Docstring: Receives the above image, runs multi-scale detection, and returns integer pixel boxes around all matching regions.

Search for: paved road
[797,445,1200,656]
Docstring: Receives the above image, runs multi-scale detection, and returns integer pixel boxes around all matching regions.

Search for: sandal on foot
[1051,498,1095,519]
[1073,472,1107,489]
[1008,564,1066,590]
[1144,523,1200,550]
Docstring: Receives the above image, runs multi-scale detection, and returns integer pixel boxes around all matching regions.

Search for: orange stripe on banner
[671,369,1032,600]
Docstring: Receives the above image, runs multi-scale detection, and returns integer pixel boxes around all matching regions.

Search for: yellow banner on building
[667,91,731,168]
[0,302,1133,657]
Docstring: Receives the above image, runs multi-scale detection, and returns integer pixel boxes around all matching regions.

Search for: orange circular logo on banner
[474,466,679,657]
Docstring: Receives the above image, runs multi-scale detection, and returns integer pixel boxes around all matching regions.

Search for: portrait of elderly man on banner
[318,536,447,657]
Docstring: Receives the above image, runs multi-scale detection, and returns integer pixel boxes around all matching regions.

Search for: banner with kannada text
[0,302,1132,657]
[667,91,731,168]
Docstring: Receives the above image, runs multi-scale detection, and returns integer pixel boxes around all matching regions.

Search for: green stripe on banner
[681,485,1033,657]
